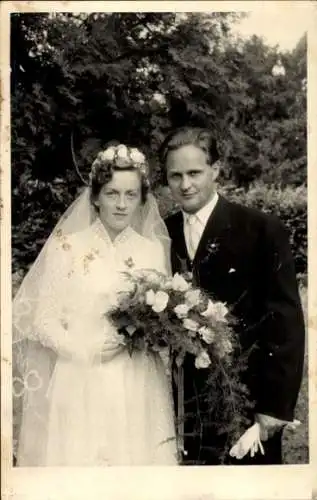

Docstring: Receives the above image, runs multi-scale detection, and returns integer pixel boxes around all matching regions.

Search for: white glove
[229,418,301,460]
[229,423,264,460]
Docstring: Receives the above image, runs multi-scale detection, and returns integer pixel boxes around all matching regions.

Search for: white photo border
[1,2,316,499]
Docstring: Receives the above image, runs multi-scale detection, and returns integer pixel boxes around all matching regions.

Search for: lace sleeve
[32,239,75,357]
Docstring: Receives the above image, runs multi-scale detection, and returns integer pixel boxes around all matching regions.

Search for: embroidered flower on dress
[124,257,135,268]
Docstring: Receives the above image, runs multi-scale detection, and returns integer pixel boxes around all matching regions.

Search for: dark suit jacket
[165,195,305,462]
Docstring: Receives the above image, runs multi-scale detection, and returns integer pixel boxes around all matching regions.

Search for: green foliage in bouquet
[108,265,255,463]
[189,341,255,464]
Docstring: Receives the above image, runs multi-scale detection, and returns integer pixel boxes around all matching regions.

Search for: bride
[12,144,178,466]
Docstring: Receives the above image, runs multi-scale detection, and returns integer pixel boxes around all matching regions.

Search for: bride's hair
[90,145,150,207]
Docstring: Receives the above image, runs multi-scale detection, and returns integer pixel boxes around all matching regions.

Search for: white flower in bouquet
[174,303,190,319]
[195,350,211,369]
[161,278,173,290]
[152,291,169,313]
[99,147,116,162]
[130,148,146,164]
[201,299,229,322]
[146,289,169,313]
[198,326,215,344]
[183,317,199,332]
[116,144,129,161]
[171,273,190,292]
[145,289,156,306]
[184,288,201,308]
[145,271,164,287]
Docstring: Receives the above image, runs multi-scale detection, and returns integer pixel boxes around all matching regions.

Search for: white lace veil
[12,182,171,465]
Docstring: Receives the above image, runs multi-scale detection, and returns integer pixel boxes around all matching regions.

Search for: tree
[219,35,307,186]
[11,12,245,271]
[11,12,248,184]
[11,13,306,272]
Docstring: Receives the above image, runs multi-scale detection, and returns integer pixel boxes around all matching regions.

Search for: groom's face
[166,144,219,214]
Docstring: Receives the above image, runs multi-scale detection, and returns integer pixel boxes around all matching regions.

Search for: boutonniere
[202,239,220,264]
[208,241,220,253]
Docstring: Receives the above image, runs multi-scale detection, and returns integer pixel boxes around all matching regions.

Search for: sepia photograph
[10,7,309,468]
[1,1,316,499]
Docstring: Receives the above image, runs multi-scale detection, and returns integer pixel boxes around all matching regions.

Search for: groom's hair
[159,127,220,184]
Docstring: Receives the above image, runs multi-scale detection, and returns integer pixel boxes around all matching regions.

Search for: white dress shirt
[183,193,219,260]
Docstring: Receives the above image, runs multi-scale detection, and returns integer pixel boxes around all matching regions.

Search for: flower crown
[89,144,148,182]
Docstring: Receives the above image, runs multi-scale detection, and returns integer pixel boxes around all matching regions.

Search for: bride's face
[95,169,142,237]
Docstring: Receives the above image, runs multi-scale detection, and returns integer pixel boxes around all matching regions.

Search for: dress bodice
[65,218,166,304]
[33,219,168,357]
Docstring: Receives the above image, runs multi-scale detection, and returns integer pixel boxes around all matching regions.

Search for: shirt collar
[92,218,136,246]
[183,192,219,226]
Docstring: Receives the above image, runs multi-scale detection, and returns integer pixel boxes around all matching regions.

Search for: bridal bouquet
[108,261,255,463]
[109,267,235,367]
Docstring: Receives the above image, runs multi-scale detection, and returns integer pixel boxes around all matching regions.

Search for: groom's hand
[255,413,288,440]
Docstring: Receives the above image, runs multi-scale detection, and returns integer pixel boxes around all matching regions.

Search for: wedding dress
[14,217,177,466]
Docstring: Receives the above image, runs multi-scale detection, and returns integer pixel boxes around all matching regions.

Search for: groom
[161,127,305,465]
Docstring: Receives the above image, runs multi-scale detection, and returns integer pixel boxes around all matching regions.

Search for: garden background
[11,12,308,464]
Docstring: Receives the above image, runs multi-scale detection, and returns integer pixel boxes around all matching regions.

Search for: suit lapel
[169,211,191,272]
[168,196,232,275]
[193,195,232,267]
